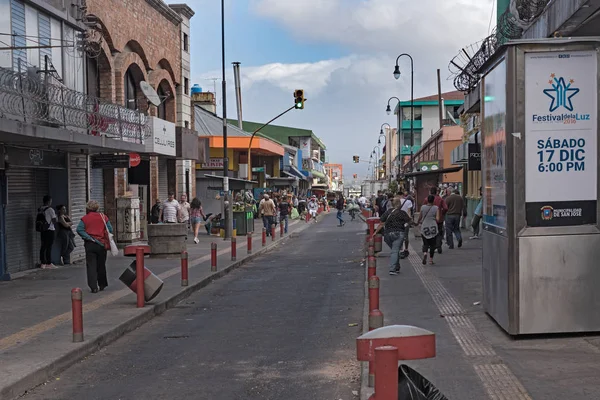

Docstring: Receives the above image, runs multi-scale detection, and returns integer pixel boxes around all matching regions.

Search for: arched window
[157,85,166,120]
[124,67,138,110]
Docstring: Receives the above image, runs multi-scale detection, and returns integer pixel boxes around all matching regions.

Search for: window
[157,85,166,119]
[124,68,138,109]
[38,13,52,66]
[402,106,422,121]
[11,0,26,71]
[452,106,461,119]
[184,77,189,95]
[183,33,189,52]
[184,121,189,128]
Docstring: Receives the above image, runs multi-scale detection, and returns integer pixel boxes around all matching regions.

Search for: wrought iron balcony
[0,64,150,143]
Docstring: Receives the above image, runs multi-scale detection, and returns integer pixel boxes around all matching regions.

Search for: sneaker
[422,254,428,265]
[469,235,479,240]
[458,239,463,248]
[389,270,399,275]
[193,237,199,244]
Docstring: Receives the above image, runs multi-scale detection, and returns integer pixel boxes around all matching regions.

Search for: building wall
[421,106,440,141]
[441,140,463,183]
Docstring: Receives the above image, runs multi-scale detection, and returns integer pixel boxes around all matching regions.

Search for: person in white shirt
[307,196,319,223]
[178,194,191,227]
[398,192,414,258]
[160,192,181,223]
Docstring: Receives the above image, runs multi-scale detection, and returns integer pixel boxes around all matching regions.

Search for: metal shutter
[89,167,104,212]
[158,158,168,202]
[69,155,87,262]
[5,168,48,273]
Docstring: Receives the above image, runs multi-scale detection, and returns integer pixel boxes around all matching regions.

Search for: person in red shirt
[423,187,448,254]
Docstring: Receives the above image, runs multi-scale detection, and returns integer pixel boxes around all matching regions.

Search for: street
[23,214,364,400]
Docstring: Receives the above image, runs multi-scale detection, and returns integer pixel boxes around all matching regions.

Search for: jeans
[262,215,274,235]
[445,214,462,248]
[40,230,55,265]
[472,214,482,236]
[336,210,344,225]
[84,241,108,291]
[384,231,405,272]
[281,214,289,233]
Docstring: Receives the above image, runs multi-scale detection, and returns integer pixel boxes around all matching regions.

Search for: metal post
[271,224,276,242]
[409,56,415,172]
[71,288,83,342]
[135,247,145,308]
[221,0,231,239]
[247,232,252,254]
[181,251,188,286]
[231,237,237,261]
[262,227,267,247]
[211,242,217,271]
[232,62,243,130]
[374,346,399,399]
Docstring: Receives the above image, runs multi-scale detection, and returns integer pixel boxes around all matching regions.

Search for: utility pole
[221,0,232,239]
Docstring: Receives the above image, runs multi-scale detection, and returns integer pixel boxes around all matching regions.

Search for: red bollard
[368,255,376,279]
[280,221,284,237]
[71,288,83,342]
[211,242,217,271]
[368,309,384,387]
[135,247,145,308]
[247,232,253,255]
[271,224,276,242]
[374,346,399,399]
[305,211,310,223]
[181,251,188,286]
[368,276,380,312]
[262,227,267,247]
[231,237,237,261]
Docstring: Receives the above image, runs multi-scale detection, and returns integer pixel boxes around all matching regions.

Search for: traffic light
[352,155,359,163]
[353,174,358,179]
[294,89,305,109]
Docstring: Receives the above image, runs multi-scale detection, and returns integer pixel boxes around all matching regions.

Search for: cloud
[194,0,495,179]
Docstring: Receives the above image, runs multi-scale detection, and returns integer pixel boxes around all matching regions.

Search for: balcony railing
[0,64,150,143]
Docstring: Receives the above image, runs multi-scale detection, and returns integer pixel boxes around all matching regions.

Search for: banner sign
[524,50,597,227]
[468,143,481,171]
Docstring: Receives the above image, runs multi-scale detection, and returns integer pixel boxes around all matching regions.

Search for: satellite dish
[140,81,161,107]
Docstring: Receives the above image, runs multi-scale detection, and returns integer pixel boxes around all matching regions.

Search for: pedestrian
[278,195,291,233]
[190,197,207,243]
[470,187,483,239]
[76,200,113,293]
[444,189,464,249]
[307,196,319,223]
[372,196,412,275]
[36,195,57,269]
[398,192,413,258]
[336,194,346,226]
[54,204,75,265]
[258,194,276,235]
[178,194,191,227]
[150,199,161,224]
[422,187,447,254]
[160,192,181,223]
[418,195,442,265]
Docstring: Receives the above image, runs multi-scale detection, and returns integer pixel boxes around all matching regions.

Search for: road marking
[407,244,532,399]
[0,221,303,353]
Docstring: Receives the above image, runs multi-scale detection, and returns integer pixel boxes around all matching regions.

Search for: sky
[169,0,496,180]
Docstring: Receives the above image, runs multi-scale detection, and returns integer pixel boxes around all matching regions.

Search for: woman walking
[54,205,75,265]
[372,197,412,275]
[76,200,113,293]
[418,195,442,265]
[190,197,207,243]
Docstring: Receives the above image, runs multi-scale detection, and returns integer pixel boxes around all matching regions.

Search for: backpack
[36,206,50,232]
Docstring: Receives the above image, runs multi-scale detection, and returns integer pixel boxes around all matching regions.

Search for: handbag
[100,213,119,256]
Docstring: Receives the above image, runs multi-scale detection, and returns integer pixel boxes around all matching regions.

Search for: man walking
[336,195,346,227]
[278,195,291,234]
[398,191,413,258]
[160,192,181,223]
[445,189,464,249]
[259,194,276,235]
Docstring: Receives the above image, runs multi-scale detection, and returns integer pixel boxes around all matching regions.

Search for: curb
[358,214,373,400]
[3,223,311,400]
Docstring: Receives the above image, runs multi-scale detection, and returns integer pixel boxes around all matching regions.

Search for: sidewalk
[0,215,322,400]
[360,229,600,400]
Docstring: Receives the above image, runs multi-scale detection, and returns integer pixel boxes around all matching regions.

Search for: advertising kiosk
[480,38,600,335]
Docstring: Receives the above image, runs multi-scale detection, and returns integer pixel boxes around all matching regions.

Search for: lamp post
[385,97,401,177]
[220,0,232,239]
[393,53,414,173]
[378,134,387,180]
[372,146,381,181]
[379,123,390,179]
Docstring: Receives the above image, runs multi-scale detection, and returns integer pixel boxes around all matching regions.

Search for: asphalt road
[24,213,365,400]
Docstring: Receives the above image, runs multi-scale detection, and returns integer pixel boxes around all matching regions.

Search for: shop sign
[251,167,265,172]
[5,147,66,169]
[129,153,141,167]
[146,116,176,156]
[418,160,440,172]
[524,50,597,227]
[468,143,481,171]
[199,158,224,169]
[91,154,129,169]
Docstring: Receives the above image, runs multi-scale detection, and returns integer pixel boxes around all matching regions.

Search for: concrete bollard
[135,247,145,308]
[374,346,399,399]
[247,232,252,255]
[368,255,377,279]
[71,288,83,343]
[280,220,284,237]
[368,308,384,387]
[368,276,380,312]
[262,227,267,247]
[271,224,276,242]
[231,237,237,261]
[211,242,217,271]
[181,251,189,287]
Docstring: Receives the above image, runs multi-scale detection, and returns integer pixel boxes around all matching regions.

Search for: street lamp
[385,97,401,177]
[393,53,414,172]
[372,145,381,181]
[220,0,232,239]
[380,122,391,136]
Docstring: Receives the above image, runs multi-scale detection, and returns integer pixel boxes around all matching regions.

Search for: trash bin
[398,364,449,400]
[119,260,164,302]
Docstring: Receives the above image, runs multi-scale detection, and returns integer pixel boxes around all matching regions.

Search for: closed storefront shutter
[89,167,105,213]
[158,157,168,202]
[5,168,49,273]
[69,155,87,262]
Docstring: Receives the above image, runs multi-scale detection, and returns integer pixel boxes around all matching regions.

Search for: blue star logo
[543,75,579,112]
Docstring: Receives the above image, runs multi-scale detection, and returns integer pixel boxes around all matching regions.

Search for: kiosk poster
[482,60,507,231]
[525,51,597,227]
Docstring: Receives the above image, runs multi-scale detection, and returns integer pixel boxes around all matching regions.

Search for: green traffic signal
[294,89,305,109]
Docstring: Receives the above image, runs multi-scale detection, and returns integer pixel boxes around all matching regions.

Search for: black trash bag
[398,364,449,400]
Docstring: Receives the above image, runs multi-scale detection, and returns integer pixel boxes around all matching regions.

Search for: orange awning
[203,136,285,156]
